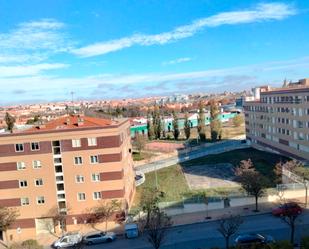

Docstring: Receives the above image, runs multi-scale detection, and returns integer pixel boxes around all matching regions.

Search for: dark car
[272,202,302,216]
[235,233,275,246]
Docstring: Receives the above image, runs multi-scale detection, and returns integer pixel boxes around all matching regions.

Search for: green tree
[232,115,244,127]
[197,101,206,141]
[152,106,162,139]
[184,113,191,140]
[209,100,222,141]
[172,111,180,140]
[0,207,19,245]
[4,112,15,133]
[235,159,268,212]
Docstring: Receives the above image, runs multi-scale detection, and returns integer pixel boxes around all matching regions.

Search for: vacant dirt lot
[182,163,240,189]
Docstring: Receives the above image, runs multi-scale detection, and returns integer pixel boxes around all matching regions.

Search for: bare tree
[146,209,172,249]
[140,187,164,228]
[4,112,15,133]
[134,134,146,154]
[0,207,19,245]
[85,200,121,232]
[280,202,302,245]
[232,115,244,127]
[44,205,72,236]
[217,215,243,249]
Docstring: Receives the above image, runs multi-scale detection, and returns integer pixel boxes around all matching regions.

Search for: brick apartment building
[244,78,309,161]
[0,115,135,242]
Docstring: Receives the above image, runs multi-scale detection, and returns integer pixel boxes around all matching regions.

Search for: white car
[52,232,82,248]
[83,231,116,245]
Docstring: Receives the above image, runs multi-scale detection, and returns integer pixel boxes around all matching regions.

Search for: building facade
[0,115,135,242]
[244,79,309,161]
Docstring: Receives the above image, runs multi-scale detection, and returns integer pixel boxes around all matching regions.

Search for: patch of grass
[132,151,155,161]
[135,165,189,203]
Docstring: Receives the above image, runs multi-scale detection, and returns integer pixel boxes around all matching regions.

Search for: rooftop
[14,115,118,134]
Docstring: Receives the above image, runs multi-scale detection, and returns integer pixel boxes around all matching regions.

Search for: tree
[146,209,172,249]
[217,214,243,249]
[134,134,146,154]
[4,112,15,133]
[172,111,179,140]
[85,200,121,232]
[209,100,222,141]
[183,113,191,140]
[45,205,70,236]
[0,207,19,244]
[147,115,155,140]
[197,101,206,141]
[235,159,268,212]
[152,106,162,140]
[140,187,164,228]
[232,115,244,127]
[280,201,302,245]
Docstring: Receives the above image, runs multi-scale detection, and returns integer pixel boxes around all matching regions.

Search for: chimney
[77,117,84,126]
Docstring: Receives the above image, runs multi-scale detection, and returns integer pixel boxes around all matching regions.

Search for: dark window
[31,142,40,151]
[15,144,24,152]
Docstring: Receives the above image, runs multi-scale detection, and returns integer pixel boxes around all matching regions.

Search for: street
[82,211,309,249]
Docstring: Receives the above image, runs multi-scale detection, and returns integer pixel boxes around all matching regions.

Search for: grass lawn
[132,151,155,161]
[134,148,290,205]
[135,164,189,204]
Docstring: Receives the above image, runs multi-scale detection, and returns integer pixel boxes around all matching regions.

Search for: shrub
[9,239,43,249]
[301,236,309,249]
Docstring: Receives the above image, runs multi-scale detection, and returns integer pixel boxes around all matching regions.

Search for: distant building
[244,78,309,161]
[0,115,135,242]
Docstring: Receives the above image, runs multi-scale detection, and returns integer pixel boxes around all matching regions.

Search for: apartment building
[0,115,135,242]
[244,78,309,161]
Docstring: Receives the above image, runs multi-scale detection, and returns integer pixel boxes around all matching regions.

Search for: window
[87,137,97,146]
[77,193,86,201]
[19,180,28,188]
[33,160,42,169]
[76,175,84,183]
[21,197,29,206]
[17,162,26,170]
[31,142,40,151]
[90,155,98,164]
[74,157,83,165]
[37,196,45,205]
[91,173,100,182]
[15,144,24,152]
[72,139,81,148]
[35,178,43,186]
[93,192,101,200]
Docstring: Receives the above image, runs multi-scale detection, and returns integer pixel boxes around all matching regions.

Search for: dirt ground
[182,163,240,189]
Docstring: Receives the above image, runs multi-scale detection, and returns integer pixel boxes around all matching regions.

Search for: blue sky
[0,0,309,105]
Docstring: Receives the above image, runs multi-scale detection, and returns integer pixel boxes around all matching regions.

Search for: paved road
[85,211,309,249]
[136,137,248,174]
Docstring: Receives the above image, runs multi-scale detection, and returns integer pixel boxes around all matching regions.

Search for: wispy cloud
[72,3,296,57]
[162,57,192,65]
[0,63,69,78]
[0,18,72,65]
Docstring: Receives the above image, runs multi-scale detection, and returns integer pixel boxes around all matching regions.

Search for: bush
[9,239,43,249]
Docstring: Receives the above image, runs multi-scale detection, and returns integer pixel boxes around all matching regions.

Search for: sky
[0,0,309,105]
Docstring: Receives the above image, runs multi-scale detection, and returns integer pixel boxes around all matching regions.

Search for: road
[136,137,248,174]
[85,211,309,249]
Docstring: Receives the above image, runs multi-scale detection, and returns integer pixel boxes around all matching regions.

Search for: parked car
[272,202,302,216]
[83,231,116,245]
[51,232,82,248]
[235,233,275,246]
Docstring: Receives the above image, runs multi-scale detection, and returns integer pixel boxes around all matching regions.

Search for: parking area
[182,163,239,189]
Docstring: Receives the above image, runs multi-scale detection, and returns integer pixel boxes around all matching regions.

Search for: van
[51,232,82,248]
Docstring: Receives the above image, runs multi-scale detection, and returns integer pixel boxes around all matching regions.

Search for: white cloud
[72,3,296,57]
[0,19,71,65]
[162,57,192,65]
[0,63,69,78]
